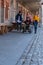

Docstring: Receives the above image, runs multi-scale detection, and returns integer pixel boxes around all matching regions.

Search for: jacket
[15,13,22,23]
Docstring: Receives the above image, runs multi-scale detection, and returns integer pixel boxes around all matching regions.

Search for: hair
[19,11,21,13]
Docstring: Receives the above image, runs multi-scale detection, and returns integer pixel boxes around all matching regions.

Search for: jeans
[17,22,22,31]
[34,26,37,33]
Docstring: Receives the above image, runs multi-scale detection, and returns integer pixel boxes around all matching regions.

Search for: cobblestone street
[30,27,43,65]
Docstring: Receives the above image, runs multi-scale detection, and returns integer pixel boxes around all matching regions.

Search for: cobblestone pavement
[15,27,43,65]
[23,27,43,65]
[30,27,43,65]
[15,31,39,65]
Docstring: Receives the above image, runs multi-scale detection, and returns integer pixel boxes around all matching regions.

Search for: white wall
[42,5,43,25]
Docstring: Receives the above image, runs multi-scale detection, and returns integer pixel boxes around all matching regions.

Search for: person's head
[19,11,22,15]
[26,17,30,20]
[36,12,38,15]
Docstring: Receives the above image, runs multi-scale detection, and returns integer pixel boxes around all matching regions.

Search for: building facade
[0,0,31,24]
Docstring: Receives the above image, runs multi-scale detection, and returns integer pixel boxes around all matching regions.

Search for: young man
[15,11,23,31]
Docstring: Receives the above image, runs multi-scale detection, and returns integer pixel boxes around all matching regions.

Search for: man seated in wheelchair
[22,17,31,33]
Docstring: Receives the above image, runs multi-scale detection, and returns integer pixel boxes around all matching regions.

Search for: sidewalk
[0,27,42,65]
[0,31,34,65]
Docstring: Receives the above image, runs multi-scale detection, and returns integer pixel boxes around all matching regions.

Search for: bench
[11,22,25,30]
[6,22,25,32]
[0,23,8,34]
[0,22,26,34]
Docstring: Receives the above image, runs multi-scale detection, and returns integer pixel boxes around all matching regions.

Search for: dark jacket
[15,13,22,23]
[24,19,31,25]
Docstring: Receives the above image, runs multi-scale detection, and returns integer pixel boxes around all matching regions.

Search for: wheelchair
[22,23,32,33]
